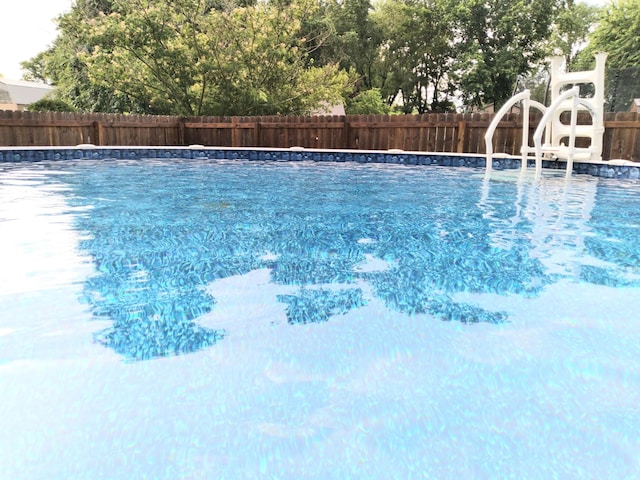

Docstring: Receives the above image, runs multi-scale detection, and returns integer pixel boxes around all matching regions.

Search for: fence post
[177,118,185,146]
[342,116,350,148]
[93,121,103,146]
[254,120,261,147]
[456,119,466,153]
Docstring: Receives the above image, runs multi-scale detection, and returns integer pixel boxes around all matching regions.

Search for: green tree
[456,0,560,110]
[21,52,48,83]
[548,0,600,70]
[345,88,390,114]
[576,0,640,69]
[514,1,598,108]
[373,0,459,113]
[25,0,354,115]
[27,98,77,112]
[328,0,383,89]
[21,0,145,113]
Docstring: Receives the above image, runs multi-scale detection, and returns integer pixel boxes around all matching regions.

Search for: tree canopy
[455,0,562,109]
[23,0,624,115]
[24,0,354,115]
[548,0,599,70]
[576,0,640,70]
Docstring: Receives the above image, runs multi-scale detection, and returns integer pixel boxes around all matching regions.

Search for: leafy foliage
[24,0,354,115]
[547,0,600,71]
[27,98,76,112]
[456,0,561,109]
[373,0,460,113]
[21,0,610,114]
[345,88,390,114]
[21,0,149,113]
[576,0,640,70]
[328,0,384,90]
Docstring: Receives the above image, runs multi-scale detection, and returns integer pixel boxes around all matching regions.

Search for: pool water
[1,158,639,479]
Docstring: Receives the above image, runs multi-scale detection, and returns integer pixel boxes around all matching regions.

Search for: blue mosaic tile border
[0,147,638,179]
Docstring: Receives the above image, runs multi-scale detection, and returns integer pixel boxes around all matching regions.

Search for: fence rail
[1,110,639,161]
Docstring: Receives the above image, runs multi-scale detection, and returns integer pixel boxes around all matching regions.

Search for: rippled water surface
[1,158,639,479]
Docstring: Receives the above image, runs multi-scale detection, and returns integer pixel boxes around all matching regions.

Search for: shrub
[27,98,76,112]
[345,88,390,115]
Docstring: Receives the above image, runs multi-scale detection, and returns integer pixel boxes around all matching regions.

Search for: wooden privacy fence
[1,110,639,161]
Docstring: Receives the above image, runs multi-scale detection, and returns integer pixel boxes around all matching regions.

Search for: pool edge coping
[1,146,638,180]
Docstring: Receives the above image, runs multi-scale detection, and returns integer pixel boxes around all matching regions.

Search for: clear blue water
[1,158,639,479]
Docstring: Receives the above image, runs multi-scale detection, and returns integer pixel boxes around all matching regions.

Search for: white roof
[313,101,346,116]
[0,89,11,103]
[0,78,55,105]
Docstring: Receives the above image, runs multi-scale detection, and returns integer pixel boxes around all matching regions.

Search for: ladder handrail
[484,90,548,173]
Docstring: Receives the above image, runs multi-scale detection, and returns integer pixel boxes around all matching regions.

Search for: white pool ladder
[484,90,547,174]
[485,52,608,178]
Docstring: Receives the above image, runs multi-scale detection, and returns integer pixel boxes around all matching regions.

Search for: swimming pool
[1,155,639,478]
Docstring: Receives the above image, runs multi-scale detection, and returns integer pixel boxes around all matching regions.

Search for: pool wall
[1,146,639,179]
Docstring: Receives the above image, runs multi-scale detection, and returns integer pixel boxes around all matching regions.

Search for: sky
[0,0,607,82]
[0,0,73,80]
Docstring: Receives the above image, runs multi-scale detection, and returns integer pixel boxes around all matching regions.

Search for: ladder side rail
[533,86,580,177]
[566,93,580,178]
[521,100,548,172]
[484,90,531,173]
[576,98,604,162]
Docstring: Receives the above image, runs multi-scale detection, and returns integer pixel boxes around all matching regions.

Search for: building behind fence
[0,110,638,161]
